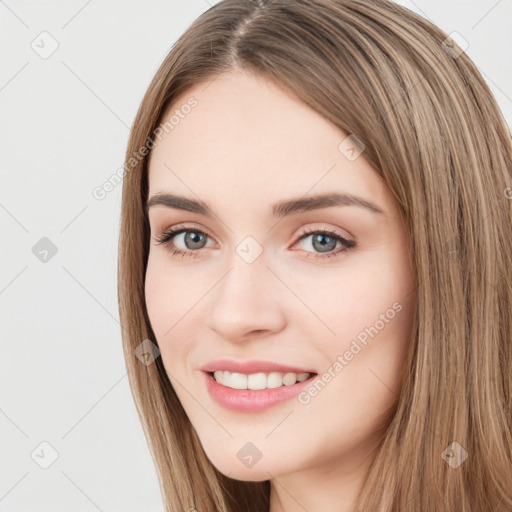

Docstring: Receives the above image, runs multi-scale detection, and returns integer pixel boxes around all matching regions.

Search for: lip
[200,358,317,374]
[200,359,318,413]
[203,372,317,412]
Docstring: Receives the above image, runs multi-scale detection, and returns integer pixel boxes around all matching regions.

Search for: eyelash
[153,224,356,261]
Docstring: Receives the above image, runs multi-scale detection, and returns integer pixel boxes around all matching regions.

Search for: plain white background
[0,1,510,510]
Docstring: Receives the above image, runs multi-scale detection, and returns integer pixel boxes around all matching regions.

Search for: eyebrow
[146,191,385,218]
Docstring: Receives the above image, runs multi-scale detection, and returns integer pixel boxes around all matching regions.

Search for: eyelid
[154,221,212,239]
[153,222,215,246]
[154,222,352,244]
[154,222,356,260]
[292,224,354,244]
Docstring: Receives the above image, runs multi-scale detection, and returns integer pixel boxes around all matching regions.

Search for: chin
[213,463,273,482]
[201,442,284,481]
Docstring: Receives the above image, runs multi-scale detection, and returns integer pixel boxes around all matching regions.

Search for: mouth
[208,370,315,390]
[203,370,318,412]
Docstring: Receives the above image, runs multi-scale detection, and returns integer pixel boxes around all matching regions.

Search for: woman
[117,0,512,510]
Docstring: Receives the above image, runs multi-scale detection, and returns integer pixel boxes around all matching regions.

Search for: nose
[206,253,287,343]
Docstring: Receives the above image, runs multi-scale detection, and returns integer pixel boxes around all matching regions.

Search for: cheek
[306,249,414,393]
[144,256,168,333]
[144,255,192,365]
[323,256,414,401]
[145,251,197,328]
[292,251,412,343]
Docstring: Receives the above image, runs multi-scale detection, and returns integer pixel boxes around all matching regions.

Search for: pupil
[313,234,335,253]
[186,232,205,249]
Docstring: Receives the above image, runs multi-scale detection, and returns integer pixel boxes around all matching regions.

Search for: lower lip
[203,371,317,412]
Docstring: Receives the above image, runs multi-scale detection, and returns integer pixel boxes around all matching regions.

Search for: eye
[293,226,356,261]
[153,224,356,261]
[154,224,213,258]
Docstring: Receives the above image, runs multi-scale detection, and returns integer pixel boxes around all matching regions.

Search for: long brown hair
[117,0,512,510]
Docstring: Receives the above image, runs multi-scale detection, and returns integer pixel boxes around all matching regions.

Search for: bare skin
[145,69,416,512]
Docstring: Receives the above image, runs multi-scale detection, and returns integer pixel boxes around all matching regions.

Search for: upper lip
[200,359,317,375]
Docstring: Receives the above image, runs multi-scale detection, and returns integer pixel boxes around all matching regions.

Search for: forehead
[147,70,389,211]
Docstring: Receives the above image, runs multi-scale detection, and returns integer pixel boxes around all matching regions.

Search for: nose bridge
[206,245,285,340]
[217,233,270,301]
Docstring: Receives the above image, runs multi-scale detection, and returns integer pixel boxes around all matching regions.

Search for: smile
[213,370,312,390]
[203,371,318,413]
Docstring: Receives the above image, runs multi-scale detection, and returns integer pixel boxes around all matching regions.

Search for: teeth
[248,372,267,390]
[213,370,311,390]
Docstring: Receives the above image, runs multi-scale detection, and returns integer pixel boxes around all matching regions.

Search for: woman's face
[145,69,415,482]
